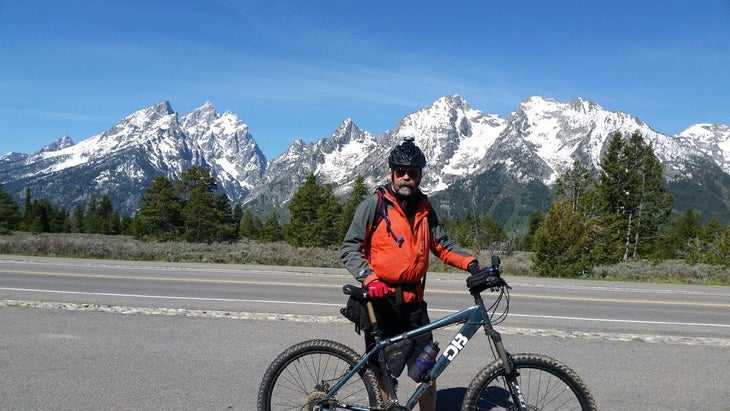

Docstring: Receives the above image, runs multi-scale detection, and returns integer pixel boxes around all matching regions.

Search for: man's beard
[394,182,416,198]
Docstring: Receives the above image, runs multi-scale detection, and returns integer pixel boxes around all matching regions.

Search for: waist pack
[387,281,424,304]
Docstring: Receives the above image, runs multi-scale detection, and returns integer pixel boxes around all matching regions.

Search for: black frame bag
[340,296,370,334]
[383,338,414,378]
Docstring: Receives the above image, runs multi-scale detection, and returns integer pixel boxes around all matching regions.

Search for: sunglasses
[393,167,421,178]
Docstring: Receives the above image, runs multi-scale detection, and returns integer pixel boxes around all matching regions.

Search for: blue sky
[2,1,729,161]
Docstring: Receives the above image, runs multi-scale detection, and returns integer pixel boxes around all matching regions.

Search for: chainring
[302,390,326,411]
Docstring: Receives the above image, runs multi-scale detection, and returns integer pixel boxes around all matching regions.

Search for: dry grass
[1,232,727,285]
[0,232,342,267]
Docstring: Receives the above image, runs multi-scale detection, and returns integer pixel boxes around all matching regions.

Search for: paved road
[1,255,729,410]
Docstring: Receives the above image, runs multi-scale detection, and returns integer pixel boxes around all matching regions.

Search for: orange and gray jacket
[339,186,475,302]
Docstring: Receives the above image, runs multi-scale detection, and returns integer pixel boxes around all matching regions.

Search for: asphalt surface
[1,255,729,410]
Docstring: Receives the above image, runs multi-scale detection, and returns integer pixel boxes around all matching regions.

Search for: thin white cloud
[0,108,109,122]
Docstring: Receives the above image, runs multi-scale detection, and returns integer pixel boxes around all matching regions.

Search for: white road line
[0,286,342,306]
[2,286,728,329]
[3,299,730,347]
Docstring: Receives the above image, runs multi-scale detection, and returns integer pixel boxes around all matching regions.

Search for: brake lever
[489,276,511,291]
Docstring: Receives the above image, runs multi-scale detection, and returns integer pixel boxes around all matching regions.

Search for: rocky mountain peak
[432,94,469,111]
[114,101,178,135]
[677,123,730,170]
[143,100,175,119]
[568,97,601,114]
[181,101,219,129]
[35,135,75,154]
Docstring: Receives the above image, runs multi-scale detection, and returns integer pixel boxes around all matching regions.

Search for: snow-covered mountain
[35,135,75,154]
[243,95,507,208]
[1,95,728,223]
[675,123,730,172]
[245,119,379,210]
[180,101,267,197]
[485,96,696,182]
[388,95,506,191]
[0,101,265,214]
[247,95,730,222]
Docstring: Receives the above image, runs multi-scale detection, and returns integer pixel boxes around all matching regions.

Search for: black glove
[466,267,495,289]
[466,256,502,293]
[467,260,481,276]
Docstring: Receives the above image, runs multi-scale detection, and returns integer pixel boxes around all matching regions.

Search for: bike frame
[318,292,523,411]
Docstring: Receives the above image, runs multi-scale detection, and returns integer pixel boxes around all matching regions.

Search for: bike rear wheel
[257,339,382,411]
[461,353,596,411]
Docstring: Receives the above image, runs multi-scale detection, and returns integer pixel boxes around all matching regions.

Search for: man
[340,136,486,411]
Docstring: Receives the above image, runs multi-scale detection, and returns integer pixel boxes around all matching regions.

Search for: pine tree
[21,187,32,231]
[555,160,595,213]
[261,213,283,242]
[232,203,244,235]
[532,200,593,277]
[120,215,135,235]
[213,193,238,242]
[701,217,724,245]
[516,210,544,251]
[24,198,67,233]
[314,183,343,245]
[134,175,182,241]
[239,210,263,240]
[0,182,21,234]
[285,174,342,247]
[338,175,369,240]
[96,194,115,234]
[675,209,704,263]
[677,209,703,244]
[717,226,730,265]
[109,210,122,235]
[178,167,223,243]
[71,205,85,233]
[83,194,99,234]
[450,212,507,253]
[597,131,673,261]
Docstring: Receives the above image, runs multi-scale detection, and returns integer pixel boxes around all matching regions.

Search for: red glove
[367,279,389,299]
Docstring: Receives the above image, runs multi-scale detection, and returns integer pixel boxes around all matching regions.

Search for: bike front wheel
[461,353,597,411]
[257,339,382,411]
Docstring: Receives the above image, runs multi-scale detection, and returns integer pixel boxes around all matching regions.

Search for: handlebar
[469,275,509,296]
[344,273,511,326]
[342,276,510,301]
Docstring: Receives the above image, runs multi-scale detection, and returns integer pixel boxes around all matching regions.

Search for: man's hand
[467,260,482,276]
[466,268,491,288]
[367,279,389,299]
[466,266,502,293]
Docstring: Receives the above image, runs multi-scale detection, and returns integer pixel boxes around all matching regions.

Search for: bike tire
[257,339,382,411]
[461,353,597,411]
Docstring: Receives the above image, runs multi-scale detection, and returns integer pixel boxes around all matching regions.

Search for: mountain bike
[257,257,597,410]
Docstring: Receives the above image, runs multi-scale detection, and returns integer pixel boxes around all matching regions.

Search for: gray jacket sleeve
[339,193,379,283]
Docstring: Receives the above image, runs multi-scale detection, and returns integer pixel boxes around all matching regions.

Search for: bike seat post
[365,300,377,327]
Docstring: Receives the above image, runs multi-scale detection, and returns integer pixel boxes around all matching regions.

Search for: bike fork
[487,327,528,411]
[505,375,527,411]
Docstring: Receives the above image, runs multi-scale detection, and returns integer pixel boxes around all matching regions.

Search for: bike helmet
[387,136,427,168]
